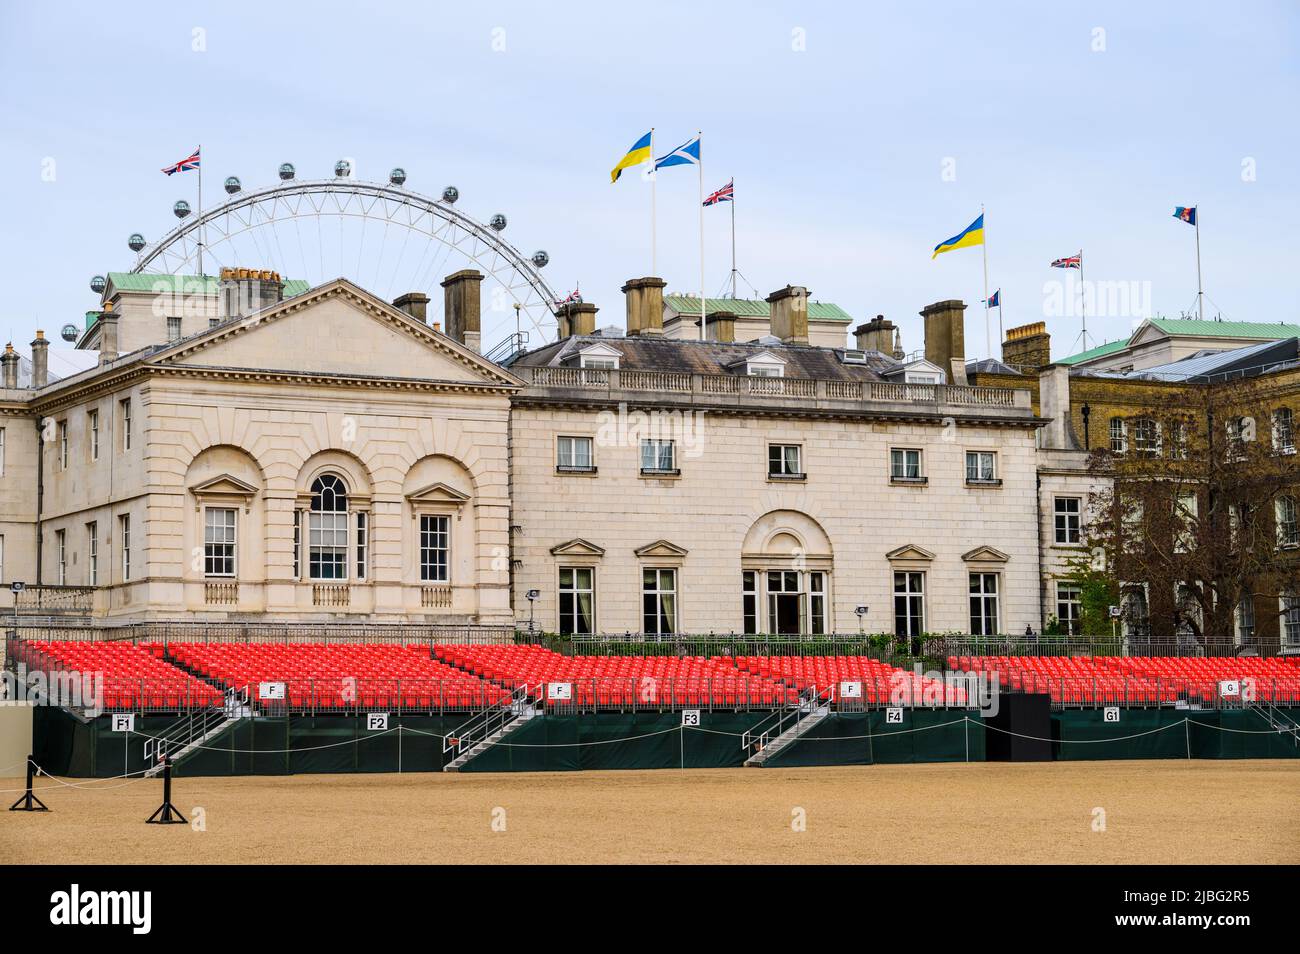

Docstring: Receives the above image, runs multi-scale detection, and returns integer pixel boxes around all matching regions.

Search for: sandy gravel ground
[2,760,1296,864]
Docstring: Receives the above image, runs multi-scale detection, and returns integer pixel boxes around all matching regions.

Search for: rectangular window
[292,510,301,579]
[56,529,66,585]
[419,514,450,582]
[1122,586,1150,639]
[1054,496,1082,545]
[766,570,804,635]
[120,515,131,582]
[969,573,1000,636]
[890,448,922,480]
[204,508,236,577]
[642,568,677,635]
[0,427,6,475]
[556,436,594,472]
[309,510,348,581]
[0,534,5,584]
[639,439,677,475]
[209,318,220,329]
[558,566,595,635]
[1133,418,1160,457]
[742,571,758,635]
[57,420,68,469]
[965,451,996,482]
[86,522,98,585]
[768,444,803,478]
[1283,595,1300,647]
[1109,418,1127,454]
[355,512,368,581]
[1273,408,1295,453]
[88,409,99,461]
[1055,582,1082,636]
[1235,594,1255,645]
[120,399,132,451]
[167,317,182,343]
[1274,495,1299,548]
[894,571,925,639]
[809,571,827,636]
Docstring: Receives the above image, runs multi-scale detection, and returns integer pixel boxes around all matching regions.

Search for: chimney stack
[853,315,896,353]
[441,269,484,352]
[393,291,430,324]
[767,285,809,345]
[219,267,284,320]
[1002,321,1051,373]
[921,299,966,384]
[97,301,119,365]
[30,330,48,388]
[557,301,599,338]
[1038,364,1073,450]
[1,343,18,389]
[621,277,666,336]
[705,310,737,343]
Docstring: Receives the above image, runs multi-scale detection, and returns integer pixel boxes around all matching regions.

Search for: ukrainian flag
[611,131,653,183]
[932,214,985,259]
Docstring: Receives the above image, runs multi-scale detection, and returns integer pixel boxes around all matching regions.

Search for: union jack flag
[162,147,201,176]
[703,179,734,207]
[1050,254,1082,269]
[555,287,582,305]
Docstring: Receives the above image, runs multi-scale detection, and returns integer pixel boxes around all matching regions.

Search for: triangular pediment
[962,545,1010,563]
[549,538,606,558]
[1126,321,1166,347]
[634,539,689,558]
[189,473,260,497]
[406,481,471,505]
[886,544,935,562]
[151,279,522,389]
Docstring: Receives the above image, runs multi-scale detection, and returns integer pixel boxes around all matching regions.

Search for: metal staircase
[142,689,252,777]
[1247,701,1300,747]
[443,685,538,772]
[742,686,830,767]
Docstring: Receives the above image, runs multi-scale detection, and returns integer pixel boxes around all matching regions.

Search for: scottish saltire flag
[1173,206,1197,226]
[985,289,1001,308]
[654,135,701,170]
[932,214,984,259]
[703,179,733,206]
[162,147,201,176]
[610,132,653,183]
[1051,254,1082,269]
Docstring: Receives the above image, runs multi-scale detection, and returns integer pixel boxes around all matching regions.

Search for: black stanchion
[145,756,186,825]
[8,755,48,812]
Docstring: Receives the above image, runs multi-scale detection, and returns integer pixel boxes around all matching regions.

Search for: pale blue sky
[1,1,1297,365]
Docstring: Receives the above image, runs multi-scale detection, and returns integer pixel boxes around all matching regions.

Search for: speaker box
[983,692,1052,761]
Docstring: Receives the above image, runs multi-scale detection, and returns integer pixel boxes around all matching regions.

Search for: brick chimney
[30,330,48,388]
[441,269,483,352]
[1038,364,1073,450]
[1002,321,1051,372]
[219,267,284,320]
[97,301,119,365]
[393,291,430,324]
[557,302,598,338]
[921,299,966,383]
[1,343,18,389]
[705,310,737,343]
[621,277,666,336]
[767,285,809,345]
[853,315,896,353]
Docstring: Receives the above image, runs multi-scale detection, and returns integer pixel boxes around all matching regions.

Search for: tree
[1082,376,1300,652]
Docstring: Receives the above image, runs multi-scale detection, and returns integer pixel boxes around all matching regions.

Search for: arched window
[309,474,349,580]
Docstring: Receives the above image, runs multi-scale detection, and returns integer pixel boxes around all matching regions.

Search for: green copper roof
[664,295,853,322]
[104,272,311,297]
[1058,318,1300,365]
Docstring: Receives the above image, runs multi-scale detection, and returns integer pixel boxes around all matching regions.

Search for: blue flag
[1173,206,1197,226]
[654,135,700,170]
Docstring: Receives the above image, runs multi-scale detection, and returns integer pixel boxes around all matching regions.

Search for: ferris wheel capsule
[278,162,296,181]
[89,275,106,294]
[489,214,507,232]
[224,176,241,194]
[531,250,549,268]
[173,200,191,219]
[61,324,79,342]
[334,159,351,178]
[389,167,406,186]
[441,186,459,204]
[128,233,146,252]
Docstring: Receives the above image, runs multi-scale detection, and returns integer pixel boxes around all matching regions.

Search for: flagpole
[197,144,204,277]
[728,178,738,298]
[1194,208,1204,320]
[650,128,657,277]
[698,131,705,342]
[981,204,991,359]
[1078,248,1088,351]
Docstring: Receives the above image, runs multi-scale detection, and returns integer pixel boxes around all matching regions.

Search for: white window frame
[203,507,237,578]
[742,571,758,635]
[419,513,450,583]
[1282,594,1300,648]
[86,522,98,586]
[355,511,368,581]
[558,565,596,636]
[969,572,1000,636]
[1109,417,1127,455]
[57,420,68,470]
[1273,407,1295,454]
[556,435,595,472]
[1054,496,1082,545]
[965,450,996,483]
[1277,495,1299,549]
[0,426,7,476]
[1055,581,1082,636]
[88,409,99,461]
[166,316,182,343]
[55,529,66,585]
[1133,417,1161,457]
[120,398,132,452]
[768,443,803,478]
[120,514,131,582]
[639,439,677,475]
[308,474,349,581]
[642,567,677,635]
[747,360,785,378]
[894,570,925,639]
[890,447,923,481]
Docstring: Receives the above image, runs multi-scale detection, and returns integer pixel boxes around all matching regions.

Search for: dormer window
[730,349,787,378]
[567,342,621,370]
[748,362,784,377]
[905,371,940,384]
[882,358,946,386]
[581,355,618,369]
